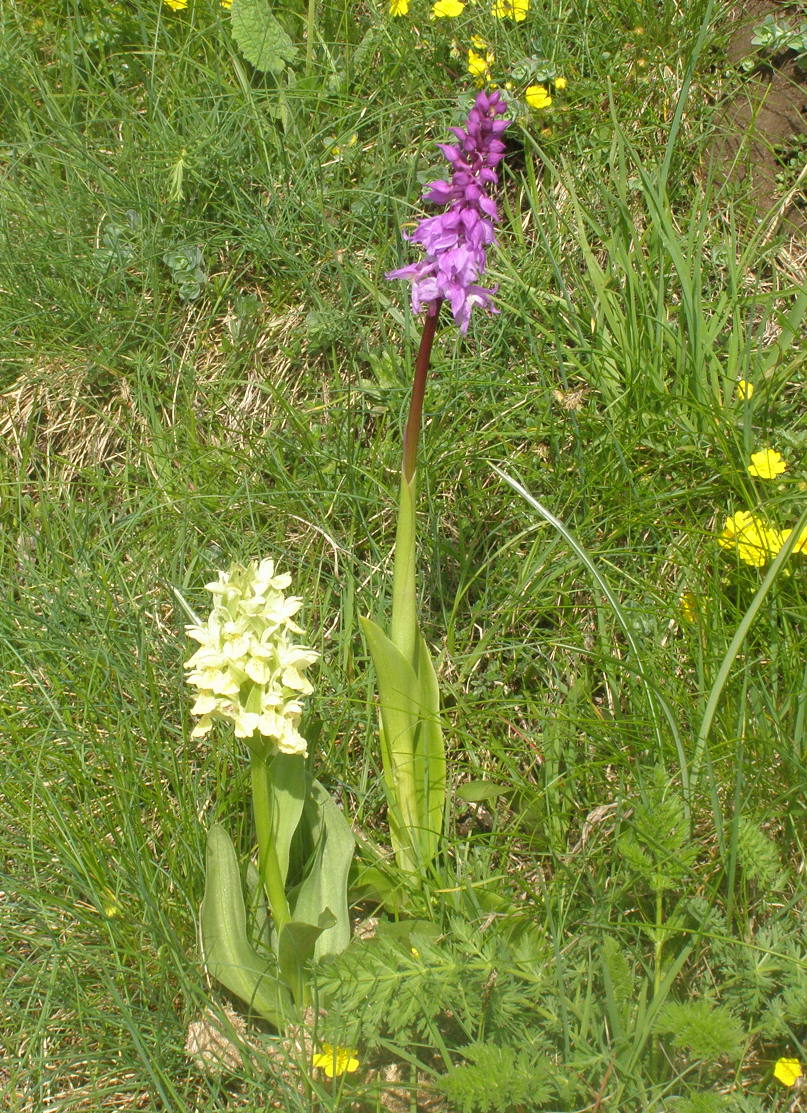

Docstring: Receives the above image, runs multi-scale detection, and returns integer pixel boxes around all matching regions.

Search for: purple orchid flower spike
[387,90,511,334]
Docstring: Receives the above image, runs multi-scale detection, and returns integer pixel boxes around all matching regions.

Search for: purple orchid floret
[386,89,511,334]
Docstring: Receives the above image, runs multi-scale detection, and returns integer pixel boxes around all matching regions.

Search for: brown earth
[709,0,807,236]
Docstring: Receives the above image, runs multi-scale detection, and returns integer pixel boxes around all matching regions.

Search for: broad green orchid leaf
[201,824,292,1028]
[267,752,307,888]
[360,615,421,870]
[245,861,272,953]
[414,633,445,865]
[277,909,336,1008]
[291,779,355,958]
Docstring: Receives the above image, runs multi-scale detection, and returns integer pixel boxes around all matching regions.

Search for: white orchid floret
[185,559,318,756]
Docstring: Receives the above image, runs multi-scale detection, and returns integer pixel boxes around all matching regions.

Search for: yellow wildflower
[390,0,409,14]
[554,76,567,90]
[680,591,698,625]
[718,510,786,567]
[737,379,754,400]
[312,1044,360,1078]
[164,0,188,9]
[773,1058,803,1087]
[748,448,786,480]
[777,526,807,556]
[525,85,552,109]
[220,0,233,8]
[432,0,465,15]
[468,46,495,84]
[492,0,529,20]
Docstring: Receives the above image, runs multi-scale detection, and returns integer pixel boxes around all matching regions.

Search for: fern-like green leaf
[435,1044,556,1113]
[654,1000,745,1062]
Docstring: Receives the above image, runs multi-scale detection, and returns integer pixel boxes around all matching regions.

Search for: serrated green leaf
[231,0,297,75]
[654,999,745,1061]
[200,824,292,1028]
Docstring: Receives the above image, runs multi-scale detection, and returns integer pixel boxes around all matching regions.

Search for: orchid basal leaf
[201,824,292,1027]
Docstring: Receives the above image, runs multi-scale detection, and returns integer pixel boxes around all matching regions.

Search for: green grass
[1,0,806,1109]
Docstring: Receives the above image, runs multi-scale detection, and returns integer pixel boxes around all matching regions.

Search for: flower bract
[312,1044,360,1078]
[773,1058,803,1087]
[748,448,786,479]
[184,559,318,756]
[386,89,511,332]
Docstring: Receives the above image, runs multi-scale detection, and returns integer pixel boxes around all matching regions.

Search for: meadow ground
[1,0,805,1110]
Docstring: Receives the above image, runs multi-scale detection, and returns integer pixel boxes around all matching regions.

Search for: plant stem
[402,300,441,484]
[250,752,290,932]
[305,0,317,76]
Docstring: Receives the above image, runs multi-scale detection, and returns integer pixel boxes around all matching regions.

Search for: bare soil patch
[709,0,807,235]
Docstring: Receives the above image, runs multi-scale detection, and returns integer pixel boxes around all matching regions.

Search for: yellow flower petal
[390,0,410,14]
[432,0,465,15]
[748,448,787,480]
[312,1044,360,1078]
[718,510,787,567]
[737,378,754,400]
[773,1058,803,1087]
[163,0,188,9]
[525,85,552,109]
[554,76,567,90]
[680,591,698,625]
[492,0,529,20]
[467,47,494,81]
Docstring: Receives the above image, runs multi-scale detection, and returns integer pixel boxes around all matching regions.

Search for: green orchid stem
[250,752,290,933]
[402,300,441,485]
[393,301,442,665]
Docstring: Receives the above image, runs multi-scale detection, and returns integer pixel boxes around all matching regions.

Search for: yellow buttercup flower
[773,1058,803,1087]
[554,76,567,90]
[679,591,698,625]
[492,0,529,20]
[164,0,188,9]
[718,510,787,568]
[748,448,787,480]
[468,46,494,84]
[312,1044,360,1078]
[778,526,807,556]
[737,378,754,400]
[390,0,410,14]
[432,0,465,15]
[220,0,233,8]
[525,84,552,109]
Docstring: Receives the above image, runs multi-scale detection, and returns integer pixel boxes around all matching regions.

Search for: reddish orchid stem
[402,300,442,483]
